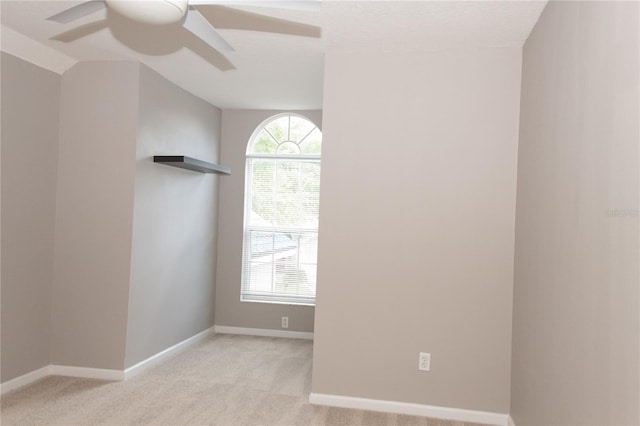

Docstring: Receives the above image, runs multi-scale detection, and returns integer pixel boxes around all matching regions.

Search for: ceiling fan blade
[47,0,106,24]
[195,5,320,38]
[183,28,237,71]
[183,9,234,53]
[189,0,321,12]
[51,20,110,42]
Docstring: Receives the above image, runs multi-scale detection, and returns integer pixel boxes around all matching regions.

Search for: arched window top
[247,113,321,157]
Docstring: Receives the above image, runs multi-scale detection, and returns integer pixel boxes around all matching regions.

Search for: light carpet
[1,334,488,426]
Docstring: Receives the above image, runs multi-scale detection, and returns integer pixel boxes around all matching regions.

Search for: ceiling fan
[46,0,321,70]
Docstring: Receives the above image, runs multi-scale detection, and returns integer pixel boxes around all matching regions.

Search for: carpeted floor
[1,334,487,426]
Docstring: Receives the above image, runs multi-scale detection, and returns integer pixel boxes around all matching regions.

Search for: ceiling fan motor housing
[105,0,188,25]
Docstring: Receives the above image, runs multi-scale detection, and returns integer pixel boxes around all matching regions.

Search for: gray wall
[215,110,321,333]
[1,53,60,382]
[1,57,224,376]
[510,1,639,425]
[312,48,522,413]
[125,65,222,367]
[52,61,139,370]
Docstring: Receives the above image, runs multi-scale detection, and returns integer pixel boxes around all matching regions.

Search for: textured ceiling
[0,1,547,110]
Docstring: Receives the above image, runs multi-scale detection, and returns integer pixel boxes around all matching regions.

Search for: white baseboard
[1,327,216,394]
[50,365,124,381]
[214,325,313,340]
[309,393,510,426]
[124,326,215,379]
[508,415,516,426]
[1,365,123,395]
[0,366,51,395]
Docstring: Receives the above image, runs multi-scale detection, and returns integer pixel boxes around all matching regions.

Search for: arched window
[241,114,322,305]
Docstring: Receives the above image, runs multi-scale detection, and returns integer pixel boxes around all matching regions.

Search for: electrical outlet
[281,316,289,328]
[419,352,431,371]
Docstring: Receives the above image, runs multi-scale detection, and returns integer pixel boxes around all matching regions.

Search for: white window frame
[240,113,322,306]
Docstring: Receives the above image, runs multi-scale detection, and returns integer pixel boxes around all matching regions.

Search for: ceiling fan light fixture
[105,0,188,25]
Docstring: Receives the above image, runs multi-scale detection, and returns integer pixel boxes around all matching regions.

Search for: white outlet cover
[419,352,431,371]
[281,317,289,328]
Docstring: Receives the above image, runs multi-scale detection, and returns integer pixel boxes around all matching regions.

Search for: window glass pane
[301,162,320,194]
[251,129,277,154]
[274,234,300,294]
[249,230,274,258]
[251,194,274,225]
[276,161,300,194]
[290,116,316,143]
[247,231,274,293]
[298,233,318,296]
[297,264,317,296]
[301,195,319,226]
[299,128,322,155]
[276,195,300,227]
[261,232,317,297]
[265,116,289,143]
[248,262,273,293]
[299,234,318,264]
[276,141,301,155]
[252,160,274,193]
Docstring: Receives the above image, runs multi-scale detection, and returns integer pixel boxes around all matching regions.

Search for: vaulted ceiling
[0,1,547,109]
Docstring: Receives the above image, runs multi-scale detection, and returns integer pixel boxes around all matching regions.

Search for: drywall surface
[1,53,59,382]
[510,2,639,424]
[124,65,221,368]
[215,110,321,332]
[52,61,139,370]
[312,48,521,413]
